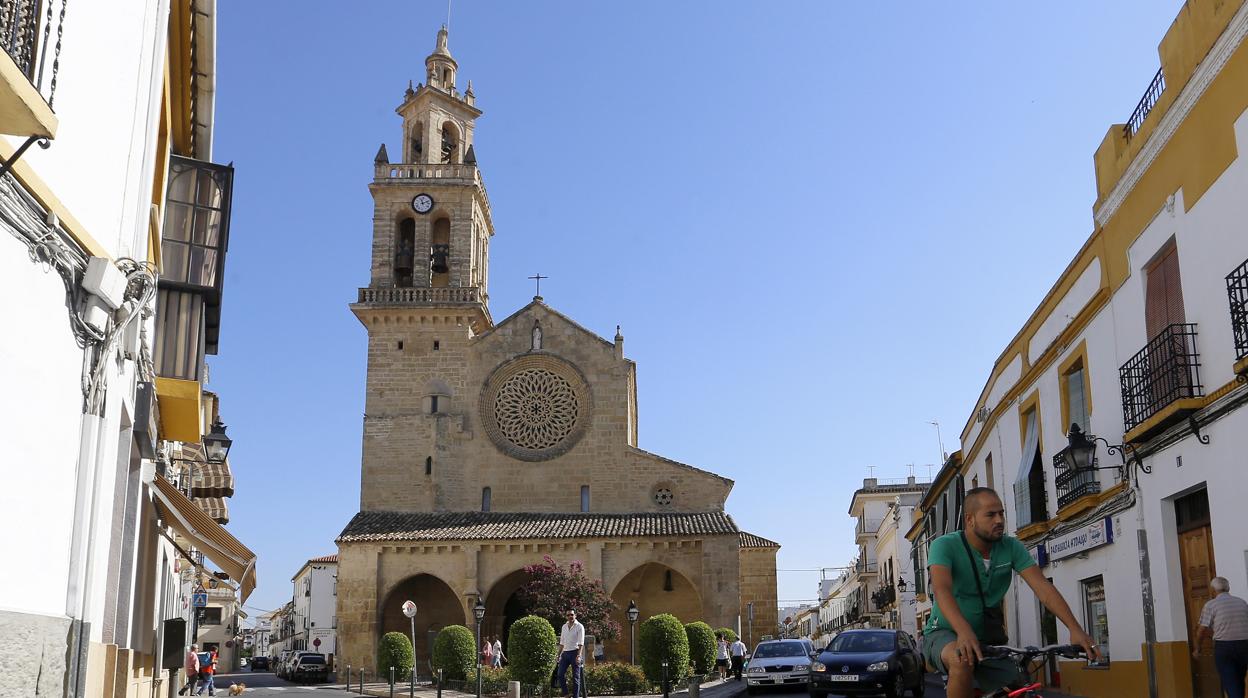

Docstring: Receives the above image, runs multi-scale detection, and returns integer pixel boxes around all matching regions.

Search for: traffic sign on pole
[192,592,208,608]
[402,600,417,618]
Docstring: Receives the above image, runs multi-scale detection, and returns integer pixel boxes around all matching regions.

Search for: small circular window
[653,487,674,506]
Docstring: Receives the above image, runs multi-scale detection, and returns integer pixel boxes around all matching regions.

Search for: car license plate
[827,675,859,682]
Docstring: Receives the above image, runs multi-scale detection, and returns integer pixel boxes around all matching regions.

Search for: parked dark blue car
[809,629,924,697]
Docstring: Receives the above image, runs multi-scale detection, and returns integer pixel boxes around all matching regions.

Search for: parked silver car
[745,639,816,694]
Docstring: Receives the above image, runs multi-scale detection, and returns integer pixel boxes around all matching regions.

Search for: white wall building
[291,555,339,661]
[944,3,1248,696]
[0,2,257,695]
[873,494,922,637]
[848,478,928,631]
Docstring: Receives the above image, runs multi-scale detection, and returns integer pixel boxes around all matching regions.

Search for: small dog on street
[227,683,246,695]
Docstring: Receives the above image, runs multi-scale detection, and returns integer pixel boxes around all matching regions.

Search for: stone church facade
[336,27,778,669]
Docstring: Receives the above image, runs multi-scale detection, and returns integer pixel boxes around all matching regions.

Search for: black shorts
[716,659,729,667]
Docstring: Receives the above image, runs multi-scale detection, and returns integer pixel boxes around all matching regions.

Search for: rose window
[653,487,674,506]
[493,368,580,451]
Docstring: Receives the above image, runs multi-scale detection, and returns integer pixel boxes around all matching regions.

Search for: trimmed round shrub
[433,625,477,680]
[378,632,415,677]
[583,662,649,695]
[507,615,559,687]
[715,627,738,643]
[684,622,716,675]
[639,613,690,684]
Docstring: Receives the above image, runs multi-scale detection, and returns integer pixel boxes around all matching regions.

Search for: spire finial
[435,24,451,56]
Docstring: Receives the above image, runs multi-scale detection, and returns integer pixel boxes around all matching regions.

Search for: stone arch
[481,569,536,649]
[395,217,416,287]
[440,121,460,164]
[409,120,424,162]
[430,215,451,286]
[608,563,702,661]
[380,573,466,669]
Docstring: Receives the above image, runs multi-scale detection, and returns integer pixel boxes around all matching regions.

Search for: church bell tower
[351,26,494,511]
[357,24,492,328]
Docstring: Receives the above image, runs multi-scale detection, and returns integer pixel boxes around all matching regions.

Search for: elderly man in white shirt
[556,609,586,698]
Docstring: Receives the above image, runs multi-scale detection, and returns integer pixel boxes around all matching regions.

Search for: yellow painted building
[910,2,1248,697]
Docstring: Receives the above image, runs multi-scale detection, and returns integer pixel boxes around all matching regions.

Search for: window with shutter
[1145,244,1186,340]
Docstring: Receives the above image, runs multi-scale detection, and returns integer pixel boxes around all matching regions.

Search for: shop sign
[1046,517,1113,562]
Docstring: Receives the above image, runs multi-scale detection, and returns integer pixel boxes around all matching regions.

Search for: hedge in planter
[583,662,649,696]
[715,627,738,643]
[433,625,477,680]
[639,613,689,684]
[684,622,716,675]
[467,666,512,695]
[507,615,559,687]
[379,632,415,677]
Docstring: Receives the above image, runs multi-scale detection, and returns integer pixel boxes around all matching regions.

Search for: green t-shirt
[923,531,1036,637]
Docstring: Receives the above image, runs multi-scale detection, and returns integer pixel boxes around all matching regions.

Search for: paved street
[210,670,352,695]
[211,672,1091,698]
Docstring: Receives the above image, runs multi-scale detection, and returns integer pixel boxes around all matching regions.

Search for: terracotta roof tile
[739,531,780,549]
[308,554,338,563]
[337,511,740,543]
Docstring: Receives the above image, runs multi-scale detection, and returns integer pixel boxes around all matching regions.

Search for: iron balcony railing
[1054,466,1101,510]
[1227,258,1248,362]
[1,0,41,79]
[1125,67,1166,140]
[1119,323,1203,433]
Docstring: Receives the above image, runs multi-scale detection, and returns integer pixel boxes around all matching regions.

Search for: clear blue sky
[211,1,1182,621]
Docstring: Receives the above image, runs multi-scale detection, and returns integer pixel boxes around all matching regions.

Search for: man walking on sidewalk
[1194,576,1248,698]
[729,636,747,680]
[177,644,200,695]
[557,609,585,698]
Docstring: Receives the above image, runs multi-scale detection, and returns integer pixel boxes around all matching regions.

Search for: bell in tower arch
[430,244,450,274]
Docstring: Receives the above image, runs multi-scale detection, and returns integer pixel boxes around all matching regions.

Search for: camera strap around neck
[960,531,991,610]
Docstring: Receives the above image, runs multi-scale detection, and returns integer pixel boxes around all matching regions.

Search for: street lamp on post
[473,599,486,698]
[626,601,640,665]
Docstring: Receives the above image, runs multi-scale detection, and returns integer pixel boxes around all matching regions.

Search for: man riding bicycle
[923,487,1101,697]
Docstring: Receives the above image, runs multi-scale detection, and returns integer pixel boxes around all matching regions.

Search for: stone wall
[739,546,779,644]
[338,534,749,670]
[358,301,732,515]
[0,608,71,697]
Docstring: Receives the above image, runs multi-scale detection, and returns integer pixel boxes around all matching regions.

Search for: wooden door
[1178,525,1218,698]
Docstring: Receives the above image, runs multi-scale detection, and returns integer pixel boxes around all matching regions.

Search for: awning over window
[152,475,256,602]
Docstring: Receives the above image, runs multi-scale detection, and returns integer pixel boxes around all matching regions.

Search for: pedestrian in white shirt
[557,609,586,698]
[729,637,748,681]
[715,634,730,680]
[492,636,505,668]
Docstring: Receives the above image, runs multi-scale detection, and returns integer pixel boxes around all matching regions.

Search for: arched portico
[380,573,466,668]
[608,563,702,660]
[481,569,536,649]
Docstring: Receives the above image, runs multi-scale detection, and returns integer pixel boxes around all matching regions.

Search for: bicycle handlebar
[981,643,1087,661]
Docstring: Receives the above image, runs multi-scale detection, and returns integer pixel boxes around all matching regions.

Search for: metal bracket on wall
[1187,415,1211,445]
[0,135,51,180]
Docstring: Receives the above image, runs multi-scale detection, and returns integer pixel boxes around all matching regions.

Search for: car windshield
[753,642,808,658]
[827,633,894,653]
[299,656,326,665]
